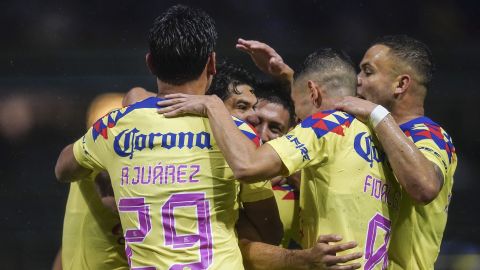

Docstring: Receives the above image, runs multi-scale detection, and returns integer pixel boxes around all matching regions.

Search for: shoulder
[299,110,357,139]
[91,97,162,141]
[400,116,456,162]
[232,116,261,147]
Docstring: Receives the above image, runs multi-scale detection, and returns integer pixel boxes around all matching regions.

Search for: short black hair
[256,80,296,128]
[295,48,357,96]
[207,60,257,101]
[373,35,434,87]
[148,5,217,85]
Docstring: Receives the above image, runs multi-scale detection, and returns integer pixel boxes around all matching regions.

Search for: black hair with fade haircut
[373,35,434,87]
[255,80,296,128]
[148,5,217,85]
[295,48,357,97]
[206,60,257,101]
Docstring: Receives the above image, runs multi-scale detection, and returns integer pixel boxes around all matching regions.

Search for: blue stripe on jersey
[92,97,165,141]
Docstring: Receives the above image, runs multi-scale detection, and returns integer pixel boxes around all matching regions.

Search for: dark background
[1,0,479,269]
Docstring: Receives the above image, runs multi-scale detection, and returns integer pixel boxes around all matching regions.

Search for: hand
[236,38,293,80]
[157,94,221,117]
[306,234,363,270]
[270,175,287,186]
[334,96,378,123]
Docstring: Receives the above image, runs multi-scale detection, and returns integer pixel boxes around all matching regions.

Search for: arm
[242,197,283,245]
[55,144,92,183]
[236,38,294,85]
[335,97,443,204]
[239,236,362,270]
[122,87,156,107]
[94,171,118,213]
[158,95,287,183]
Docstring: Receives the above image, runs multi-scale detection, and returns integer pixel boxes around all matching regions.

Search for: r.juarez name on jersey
[73,97,263,270]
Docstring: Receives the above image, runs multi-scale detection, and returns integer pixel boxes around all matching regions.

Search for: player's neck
[156,77,208,97]
[390,99,425,125]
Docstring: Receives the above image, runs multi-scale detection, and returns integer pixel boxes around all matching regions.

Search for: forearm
[375,115,441,203]
[205,97,268,182]
[240,239,313,270]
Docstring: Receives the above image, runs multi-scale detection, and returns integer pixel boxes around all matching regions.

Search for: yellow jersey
[388,116,457,269]
[73,97,261,270]
[272,183,301,249]
[268,110,400,269]
[62,172,127,270]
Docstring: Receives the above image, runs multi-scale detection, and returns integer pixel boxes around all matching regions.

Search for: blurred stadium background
[0,0,479,269]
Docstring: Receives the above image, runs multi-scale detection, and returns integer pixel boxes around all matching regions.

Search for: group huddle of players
[54,4,457,270]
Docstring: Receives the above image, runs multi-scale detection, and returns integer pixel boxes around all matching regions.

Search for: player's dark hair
[373,35,434,87]
[255,80,296,128]
[295,48,357,96]
[207,60,257,101]
[148,5,217,85]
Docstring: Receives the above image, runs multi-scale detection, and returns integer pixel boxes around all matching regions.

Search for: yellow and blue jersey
[62,172,128,270]
[388,116,457,270]
[73,96,261,270]
[267,110,400,269]
[272,183,301,249]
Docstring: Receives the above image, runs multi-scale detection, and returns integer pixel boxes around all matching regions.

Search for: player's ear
[145,53,157,75]
[206,52,217,76]
[308,80,322,108]
[393,74,411,95]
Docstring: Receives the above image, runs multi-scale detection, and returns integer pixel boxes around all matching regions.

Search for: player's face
[357,44,397,108]
[253,100,290,142]
[291,85,313,121]
[223,84,259,125]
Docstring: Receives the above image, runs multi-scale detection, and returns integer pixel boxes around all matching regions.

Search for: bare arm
[239,236,362,270]
[55,144,92,183]
[242,197,283,245]
[94,171,118,213]
[336,97,443,204]
[158,94,287,183]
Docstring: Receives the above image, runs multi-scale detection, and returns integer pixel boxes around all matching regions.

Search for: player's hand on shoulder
[307,234,363,270]
[157,94,222,117]
[334,96,377,123]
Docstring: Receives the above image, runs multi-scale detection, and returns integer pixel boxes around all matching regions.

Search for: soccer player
[335,35,457,269]
[55,5,260,269]
[252,82,302,249]
[123,63,283,246]
[158,46,401,269]
[61,93,128,270]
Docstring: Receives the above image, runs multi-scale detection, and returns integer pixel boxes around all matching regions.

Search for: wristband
[369,105,390,128]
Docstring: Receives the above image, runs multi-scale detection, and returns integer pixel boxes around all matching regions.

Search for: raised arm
[236,38,294,85]
[335,97,443,204]
[157,94,287,183]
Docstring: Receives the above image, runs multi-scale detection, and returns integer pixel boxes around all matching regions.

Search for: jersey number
[119,193,213,270]
[364,213,391,270]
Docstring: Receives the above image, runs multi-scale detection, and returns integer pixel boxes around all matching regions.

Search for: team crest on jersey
[354,132,385,167]
[300,110,355,139]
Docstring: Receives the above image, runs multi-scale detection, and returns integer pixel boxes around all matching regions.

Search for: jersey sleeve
[232,116,261,147]
[405,125,454,179]
[73,122,110,171]
[267,110,354,175]
[239,181,274,203]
